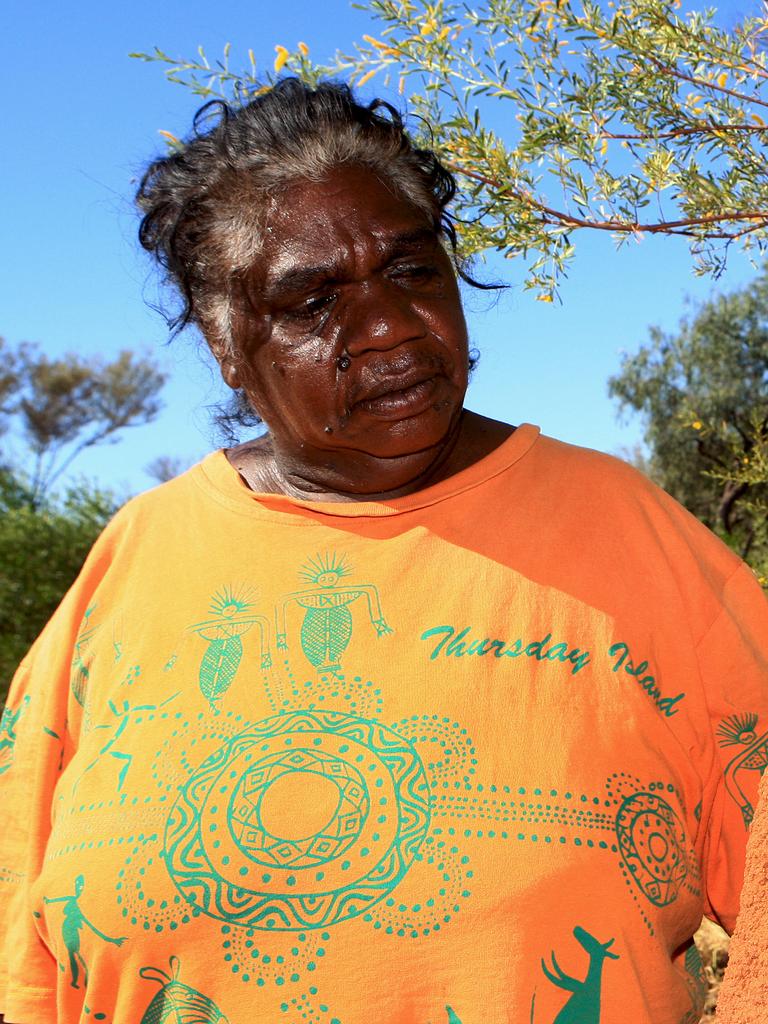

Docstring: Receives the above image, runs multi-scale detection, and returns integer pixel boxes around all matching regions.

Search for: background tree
[1,338,167,507]
[0,472,118,704]
[609,270,768,583]
[0,338,167,700]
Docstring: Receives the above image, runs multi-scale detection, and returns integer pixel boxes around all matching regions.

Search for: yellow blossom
[274,45,290,72]
[298,41,309,56]
[692,420,702,430]
[357,68,378,87]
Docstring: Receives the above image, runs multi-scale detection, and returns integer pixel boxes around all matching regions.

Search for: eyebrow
[264,227,441,300]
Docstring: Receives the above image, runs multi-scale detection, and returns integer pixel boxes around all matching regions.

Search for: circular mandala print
[165,710,430,930]
[615,791,687,906]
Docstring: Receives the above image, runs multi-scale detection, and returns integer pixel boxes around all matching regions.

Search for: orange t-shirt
[1,424,766,1024]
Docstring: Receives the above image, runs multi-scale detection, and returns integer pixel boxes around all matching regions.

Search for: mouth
[351,369,446,419]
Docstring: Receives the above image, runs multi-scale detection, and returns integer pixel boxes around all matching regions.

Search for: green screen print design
[44,874,126,989]
[276,554,392,673]
[165,709,430,930]
[535,925,619,1024]
[717,712,768,828]
[70,604,98,707]
[0,694,30,776]
[83,569,698,1023]
[139,955,230,1023]
[191,588,273,712]
[677,942,707,1024]
[613,788,688,906]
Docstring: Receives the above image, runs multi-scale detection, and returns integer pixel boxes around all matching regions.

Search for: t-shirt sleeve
[0,516,120,1024]
[697,563,768,935]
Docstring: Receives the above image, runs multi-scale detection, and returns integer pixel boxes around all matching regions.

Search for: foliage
[0,337,167,506]
[609,270,768,582]
[0,337,168,701]
[0,467,118,703]
[133,0,768,299]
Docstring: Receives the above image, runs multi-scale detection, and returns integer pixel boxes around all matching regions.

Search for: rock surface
[715,768,768,1023]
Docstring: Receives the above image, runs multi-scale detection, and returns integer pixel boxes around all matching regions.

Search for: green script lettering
[420,625,590,676]
[607,641,685,717]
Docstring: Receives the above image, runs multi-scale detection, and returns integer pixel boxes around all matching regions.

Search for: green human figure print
[0,694,30,777]
[70,604,98,706]
[716,712,768,827]
[44,874,126,988]
[139,956,230,1023]
[539,926,619,1024]
[276,553,392,672]
[446,1008,463,1023]
[191,588,272,711]
[73,693,179,794]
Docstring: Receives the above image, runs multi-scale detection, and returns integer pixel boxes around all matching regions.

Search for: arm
[359,585,392,634]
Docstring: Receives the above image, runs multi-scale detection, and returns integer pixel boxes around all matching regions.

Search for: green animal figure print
[540,926,619,1024]
[0,694,30,776]
[276,553,392,672]
[717,712,768,827]
[191,588,272,711]
[44,875,126,989]
[70,604,98,706]
[139,956,230,1023]
[446,1008,463,1023]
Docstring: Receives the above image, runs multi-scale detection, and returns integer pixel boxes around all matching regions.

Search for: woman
[1,79,766,1024]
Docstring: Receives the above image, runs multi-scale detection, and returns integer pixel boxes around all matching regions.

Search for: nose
[341,278,427,357]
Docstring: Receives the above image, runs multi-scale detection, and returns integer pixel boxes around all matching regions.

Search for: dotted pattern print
[717,712,768,828]
[605,773,700,935]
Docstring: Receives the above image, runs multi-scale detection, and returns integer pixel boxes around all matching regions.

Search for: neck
[228,411,514,502]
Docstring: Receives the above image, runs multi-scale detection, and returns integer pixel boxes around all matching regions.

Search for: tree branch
[446,162,768,236]
[646,54,768,110]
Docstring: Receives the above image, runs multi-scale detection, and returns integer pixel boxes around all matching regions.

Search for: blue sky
[2,0,758,498]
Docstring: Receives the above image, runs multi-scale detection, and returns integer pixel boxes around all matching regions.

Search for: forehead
[254,165,438,290]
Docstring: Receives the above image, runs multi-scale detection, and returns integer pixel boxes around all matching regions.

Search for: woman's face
[225,165,470,481]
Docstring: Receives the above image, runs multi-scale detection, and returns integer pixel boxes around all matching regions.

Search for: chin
[339,404,462,461]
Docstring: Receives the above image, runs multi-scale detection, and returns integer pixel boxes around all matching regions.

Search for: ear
[219,357,242,390]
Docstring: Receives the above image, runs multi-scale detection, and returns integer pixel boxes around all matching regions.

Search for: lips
[349,363,448,420]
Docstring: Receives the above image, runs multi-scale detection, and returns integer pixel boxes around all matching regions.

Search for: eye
[282,294,336,326]
[388,262,441,286]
